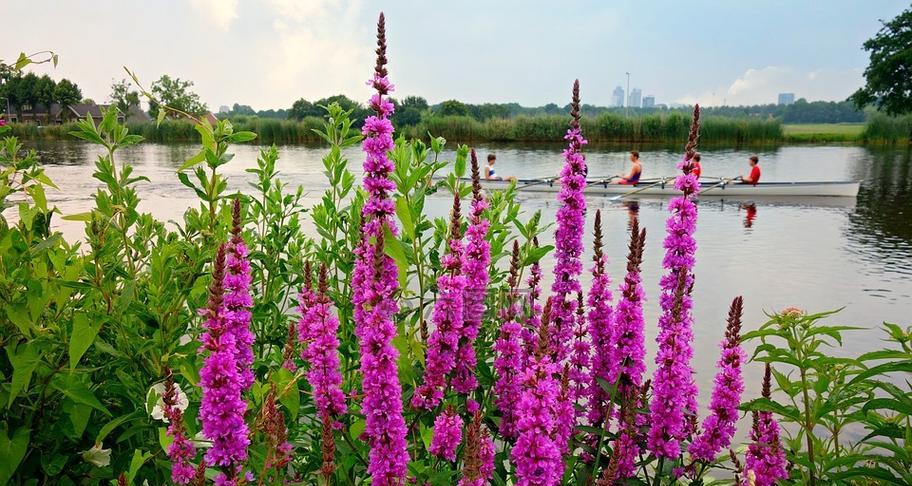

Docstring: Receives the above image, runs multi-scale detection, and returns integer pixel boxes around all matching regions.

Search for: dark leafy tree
[34,75,56,123]
[109,78,140,116]
[436,99,469,117]
[54,79,82,121]
[230,103,256,116]
[851,6,912,115]
[148,75,208,119]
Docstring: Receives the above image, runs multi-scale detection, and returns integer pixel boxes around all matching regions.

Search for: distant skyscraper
[612,86,625,107]
[219,105,230,113]
[777,93,795,105]
[642,95,655,109]
[629,88,642,109]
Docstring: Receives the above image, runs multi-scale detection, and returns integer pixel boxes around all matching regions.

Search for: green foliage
[851,5,912,116]
[108,79,140,117]
[744,310,912,485]
[147,75,208,119]
[53,79,82,111]
[861,111,912,144]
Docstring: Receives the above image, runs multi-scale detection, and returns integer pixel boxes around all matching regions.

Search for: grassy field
[782,123,865,142]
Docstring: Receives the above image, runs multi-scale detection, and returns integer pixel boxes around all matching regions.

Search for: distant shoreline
[5,115,909,146]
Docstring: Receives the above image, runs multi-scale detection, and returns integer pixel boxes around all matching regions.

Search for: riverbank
[6,113,911,146]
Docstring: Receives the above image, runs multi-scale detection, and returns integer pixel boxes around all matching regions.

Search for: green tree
[436,99,469,117]
[53,78,82,121]
[16,73,38,120]
[148,74,208,119]
[109,78,140,116]
[230,103,256,116]
[33,75,56,123]
[851,6,912,115]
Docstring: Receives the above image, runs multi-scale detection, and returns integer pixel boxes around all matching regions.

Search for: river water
[21,140,912,417]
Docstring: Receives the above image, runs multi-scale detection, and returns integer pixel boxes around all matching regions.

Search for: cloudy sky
[1,1,907,110]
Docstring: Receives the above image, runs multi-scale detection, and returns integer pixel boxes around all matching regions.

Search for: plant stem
[799,367,817,486]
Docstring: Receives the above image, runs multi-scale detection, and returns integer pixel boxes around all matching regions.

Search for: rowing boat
[447,177,861,198]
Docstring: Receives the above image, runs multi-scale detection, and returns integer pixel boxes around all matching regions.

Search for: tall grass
[405,113,783,144]
[862,112,912,144]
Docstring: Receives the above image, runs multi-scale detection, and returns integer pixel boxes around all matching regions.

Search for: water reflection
[848,148,912,275]
[740,203,757,229]
[622,200,640,230]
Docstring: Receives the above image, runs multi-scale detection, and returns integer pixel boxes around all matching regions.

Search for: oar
[515,177,556,190]
[699,176,741,195]
[608,177,670,201]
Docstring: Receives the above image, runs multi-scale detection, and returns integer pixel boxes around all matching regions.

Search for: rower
[612,151,643,185]
[691,153,702,178]
[739,155,761,185]
[485,153,516,183]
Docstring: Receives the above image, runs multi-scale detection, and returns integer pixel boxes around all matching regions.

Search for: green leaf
[50,375,110,415]
[0,424,30,485]
[382,224,409,289]
[6,304,33,335]
[395,196,415,239]
[6,343,40,407]
[273,368,300,421]
[69,314,101,369]
[61,212,93,222]
[127,449,152,484]
[68,402,92,440]
[179,150,207,171]
[96,411,140,443]
[228,131,257,143]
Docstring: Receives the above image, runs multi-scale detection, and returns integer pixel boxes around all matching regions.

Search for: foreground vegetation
[2,23,911,486]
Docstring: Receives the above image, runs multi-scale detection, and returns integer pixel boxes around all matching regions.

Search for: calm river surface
[22,140,912,415]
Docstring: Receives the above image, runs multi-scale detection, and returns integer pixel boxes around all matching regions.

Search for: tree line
[0,71,82,122]
[224,95,867,126]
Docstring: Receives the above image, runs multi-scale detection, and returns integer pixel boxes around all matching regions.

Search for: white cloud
[259,0,373,107]
[676,66,864,106]
[190,0,239,30]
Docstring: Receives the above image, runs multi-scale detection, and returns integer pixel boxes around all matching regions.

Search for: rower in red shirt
[691,153,702,178]
[740,155,761,185]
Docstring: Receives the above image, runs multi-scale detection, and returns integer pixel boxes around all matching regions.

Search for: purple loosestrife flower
[554,366,575,454]
[550,80,588,364]
[743,365,787,486]
[649,105,702,459]
[522,238,544,359]
[459,411,495,486]
[494,242,524,439]
[303,265,348,419]
[598,393,639,485]
[690,297,746,462]
[605,220,647,413]
[199,245,250,484]
[512,300,563,486]
[224,199,255,390]
[430,407,464,461]
[452,150,491,394]
[569,292,591,421]
[586,210,614,426]
[413,195,467,409]
[161,368,196,485]
[351,13,409,485]
[603,221,647,477]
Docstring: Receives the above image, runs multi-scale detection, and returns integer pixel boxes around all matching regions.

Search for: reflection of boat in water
[449,177,861,198]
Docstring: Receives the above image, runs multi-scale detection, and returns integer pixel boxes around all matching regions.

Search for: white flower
[80,443,111,467]
[147,382,189,423]
[178,334,192,346]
